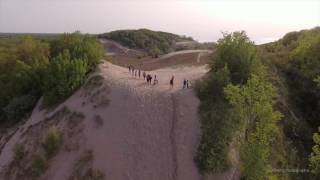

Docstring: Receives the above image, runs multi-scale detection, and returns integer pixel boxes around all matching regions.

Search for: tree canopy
[0,33,104,124]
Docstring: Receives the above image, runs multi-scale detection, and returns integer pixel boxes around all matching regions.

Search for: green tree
[196,31,266,173]
[225,69,282,180]
[42,50,88,105]
[195,65,233,172]
[50,32,104,70]
[213,31,260,84]
[0,36,49,122]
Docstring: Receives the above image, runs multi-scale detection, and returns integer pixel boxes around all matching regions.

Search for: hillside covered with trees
[99,29,194,57]
[195,27,320,179]
[0,33,104,126]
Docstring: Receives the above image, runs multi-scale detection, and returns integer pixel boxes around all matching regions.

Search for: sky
[0,0,319,44]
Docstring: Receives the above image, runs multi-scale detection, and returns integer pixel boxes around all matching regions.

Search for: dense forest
[0,32,104,125]
[99,29,194,57]
[195,27,320,179]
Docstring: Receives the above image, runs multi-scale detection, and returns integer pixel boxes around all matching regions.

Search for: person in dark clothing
[143,72,146,80]
[147,75,152,84]
[170,75,174,87]
[183,79,187,88]
[128,65,131,72]
[138,69,141,78]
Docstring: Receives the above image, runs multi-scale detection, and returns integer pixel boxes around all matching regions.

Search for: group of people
[128,65,190,88]
[129,65,142,78]
[183,79,190,89]
[129,65,158,85]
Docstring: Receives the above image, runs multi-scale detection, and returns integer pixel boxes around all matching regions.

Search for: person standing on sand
[128,65,131,72]
[149,75,153,85]
[187,80,190,88]
[138,69,141,78]
[132,66,135,76]
[183,79,187,88]
[154,75,158,85]
[170,75,174,87]
[143,71,146,80]
[149,75,151,84]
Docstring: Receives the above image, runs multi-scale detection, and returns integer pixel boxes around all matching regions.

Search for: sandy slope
[0,61,239,180]
[158,50,213,60]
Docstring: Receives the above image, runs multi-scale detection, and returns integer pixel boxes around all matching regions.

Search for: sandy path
[159,49,212,60]
[84,62,207,180]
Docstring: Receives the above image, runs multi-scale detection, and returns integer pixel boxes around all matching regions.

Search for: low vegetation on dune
[99,28,194,57]
[69,150,105,180]
[7,126,63,179]
[0,32,104,125]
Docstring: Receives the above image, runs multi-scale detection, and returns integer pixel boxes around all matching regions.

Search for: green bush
[3,94,38,122]
[225,70,282,180]
[42,51,88,105]
[213,31,260,84]
[195,31,279,177]
[50,32,104,70]
[0,36,49,123]
[0,32,103,123]
[42,126,63,158]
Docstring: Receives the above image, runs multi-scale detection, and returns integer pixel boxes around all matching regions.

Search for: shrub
[13,144,26,165]
[3,94,38,122]
[213,31,260,84]
[225,70,282,179]
[195,31,260,173]
[28,154,48,178]
[42,126,63,158]
[50,32,104,70]
[42,51,88,105]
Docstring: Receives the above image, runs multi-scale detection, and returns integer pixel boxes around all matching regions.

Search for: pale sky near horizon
[0,0,319,44]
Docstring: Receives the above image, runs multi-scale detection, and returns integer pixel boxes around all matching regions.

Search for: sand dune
[0,61,239,180]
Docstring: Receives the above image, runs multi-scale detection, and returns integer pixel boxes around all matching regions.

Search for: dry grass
[69,150,105,180]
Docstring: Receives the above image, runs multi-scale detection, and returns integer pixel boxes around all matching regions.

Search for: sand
[0,60,239,180]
